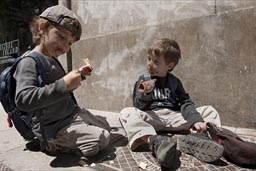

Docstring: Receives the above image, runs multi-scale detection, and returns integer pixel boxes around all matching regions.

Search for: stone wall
[59,0,256,128]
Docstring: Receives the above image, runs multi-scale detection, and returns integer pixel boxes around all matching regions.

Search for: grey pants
[46,109,111,157]
[120,106,221,150]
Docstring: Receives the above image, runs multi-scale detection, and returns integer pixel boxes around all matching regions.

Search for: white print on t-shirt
[152,88,171,100]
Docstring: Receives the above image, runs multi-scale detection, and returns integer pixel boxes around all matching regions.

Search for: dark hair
[148,38,181,67]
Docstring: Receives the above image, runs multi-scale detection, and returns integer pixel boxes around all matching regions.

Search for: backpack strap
[4,51,46,113]
[51,56,78,105]
[23,51,51,87]
[19,51,51,146]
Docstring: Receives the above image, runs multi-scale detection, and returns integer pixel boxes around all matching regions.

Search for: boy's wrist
[144,90,153,95]
[137,90,152,101]
[76,70,86,81]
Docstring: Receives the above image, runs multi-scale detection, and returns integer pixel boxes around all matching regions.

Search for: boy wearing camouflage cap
[14,5,111,157]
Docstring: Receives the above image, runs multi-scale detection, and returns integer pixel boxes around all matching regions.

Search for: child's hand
[190,122,207,133]
[78,65,93,76]
[63,70,83,91]
[138,79,156,94]
[78,58,93,76]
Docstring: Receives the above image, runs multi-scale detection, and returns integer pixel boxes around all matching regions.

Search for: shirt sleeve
[133,75,153,110]
[176,78,204,126]
[14,57,69,112]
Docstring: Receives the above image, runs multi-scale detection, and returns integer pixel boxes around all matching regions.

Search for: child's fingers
[79,66,93,76]
[79,65,92,71]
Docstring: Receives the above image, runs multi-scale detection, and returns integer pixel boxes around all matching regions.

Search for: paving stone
[1,107,256,170]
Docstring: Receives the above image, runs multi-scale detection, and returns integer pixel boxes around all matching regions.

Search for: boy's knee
[201,105,221,127]
[206,105,216,112]
[120,107,137,114]
[120,107,138,118]
[205,105,220,117]
[80,130,110,157]
[99,130,111,150]
[199,105,218,114]
[80,143,100,157]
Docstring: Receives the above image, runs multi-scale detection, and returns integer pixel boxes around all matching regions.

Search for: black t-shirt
[133,73,204,125]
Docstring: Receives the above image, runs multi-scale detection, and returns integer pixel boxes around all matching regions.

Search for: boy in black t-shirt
[120,38,223,169]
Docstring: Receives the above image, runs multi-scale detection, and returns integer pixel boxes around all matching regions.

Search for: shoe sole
[177,134,224,162]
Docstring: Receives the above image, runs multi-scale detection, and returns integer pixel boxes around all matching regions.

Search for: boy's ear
[167,62,175,70]
[38,21,46,33]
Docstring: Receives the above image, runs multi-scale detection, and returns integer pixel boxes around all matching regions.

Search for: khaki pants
[120,106,221,150]
[46,109,111,157]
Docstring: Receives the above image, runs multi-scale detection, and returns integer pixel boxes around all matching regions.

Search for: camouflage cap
[40,5,82,41]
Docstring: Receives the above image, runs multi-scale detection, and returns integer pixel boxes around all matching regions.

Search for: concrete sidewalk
[0,105,256,171]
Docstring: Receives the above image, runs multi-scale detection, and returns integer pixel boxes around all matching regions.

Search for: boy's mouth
[148,68,158,75]
[55,48,65,55]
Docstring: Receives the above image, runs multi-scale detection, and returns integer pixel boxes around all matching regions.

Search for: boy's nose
[148,61,157,69]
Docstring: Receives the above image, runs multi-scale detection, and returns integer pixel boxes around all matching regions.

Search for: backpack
[0,51,51,141]
[207,122,256,168]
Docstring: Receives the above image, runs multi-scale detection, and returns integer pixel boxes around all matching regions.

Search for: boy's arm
[133,76,153,110]
[14,58,69,112]
[176,78,204,127]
